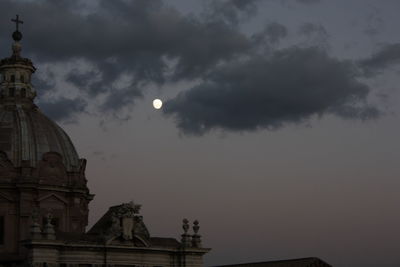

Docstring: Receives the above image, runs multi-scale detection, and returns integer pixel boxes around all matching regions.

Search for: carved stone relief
[105,201,149,245]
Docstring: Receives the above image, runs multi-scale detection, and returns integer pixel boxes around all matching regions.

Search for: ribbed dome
[0,105,80,172]
[0,29,82,173]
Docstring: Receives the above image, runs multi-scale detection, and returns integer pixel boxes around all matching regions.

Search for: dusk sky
[1,0,400,266]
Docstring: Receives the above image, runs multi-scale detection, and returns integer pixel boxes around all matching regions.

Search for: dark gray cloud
[38,97,87,122]
[203,0,260,26]
[295,0,322,4]
[66,70,98,89]
[360,43,400,75]
[0,0,385,135]
[364,7,384,38]
[204,0,321,26]
[298,22,329,47]
[0,0,251,115]
[299,23,327,37]
[164,46,378,135]
[100,86,142,114]
[32,76,55,97]
[278,0,322,6]
[251,22,288,45]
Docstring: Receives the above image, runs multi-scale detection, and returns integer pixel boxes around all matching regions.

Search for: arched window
[20,75,25,83]
[10,75,15,83]
[21,88,26,98]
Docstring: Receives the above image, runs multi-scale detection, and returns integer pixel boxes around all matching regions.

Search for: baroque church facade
[0,17,209,267]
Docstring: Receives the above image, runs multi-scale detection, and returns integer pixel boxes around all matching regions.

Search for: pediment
[38,193,68,204]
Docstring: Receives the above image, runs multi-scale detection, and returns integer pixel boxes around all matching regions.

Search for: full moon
[152,99,163,109]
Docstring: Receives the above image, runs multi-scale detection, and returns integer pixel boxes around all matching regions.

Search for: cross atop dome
[12,15,23,31]
[11,14,24,42]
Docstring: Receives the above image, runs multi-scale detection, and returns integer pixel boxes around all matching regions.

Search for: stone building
[0,17,209,267]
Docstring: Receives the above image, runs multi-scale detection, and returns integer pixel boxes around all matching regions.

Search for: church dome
[0,17,92,248]
[0,26,81,173]
[0,106,81,172]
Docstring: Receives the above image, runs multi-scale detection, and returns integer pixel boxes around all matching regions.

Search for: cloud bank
[164,47,378,135]
[0,0,394,134]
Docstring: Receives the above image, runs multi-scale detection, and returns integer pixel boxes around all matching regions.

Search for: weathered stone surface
[0,107,82,173]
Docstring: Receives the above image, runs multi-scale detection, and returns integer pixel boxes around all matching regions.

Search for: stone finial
[30,208,41,239]
[183,218,189,234]
[191,220,202,248]
[43,212,56,240]
[193,220,200,234]
[181,218,191,247]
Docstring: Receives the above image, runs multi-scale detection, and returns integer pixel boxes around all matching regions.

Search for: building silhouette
[0,16,209,267]
[0,16,332,267]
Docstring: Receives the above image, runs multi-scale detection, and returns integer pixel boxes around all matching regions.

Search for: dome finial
[11,14,23,42]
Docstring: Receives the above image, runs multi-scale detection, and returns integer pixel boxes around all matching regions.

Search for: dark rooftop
[214,257,332,267]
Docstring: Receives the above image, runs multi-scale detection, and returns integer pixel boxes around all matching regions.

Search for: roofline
[213,257,327,267]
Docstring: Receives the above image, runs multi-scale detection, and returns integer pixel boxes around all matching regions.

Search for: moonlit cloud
[164,46,378,135]
[0,0,393,133]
